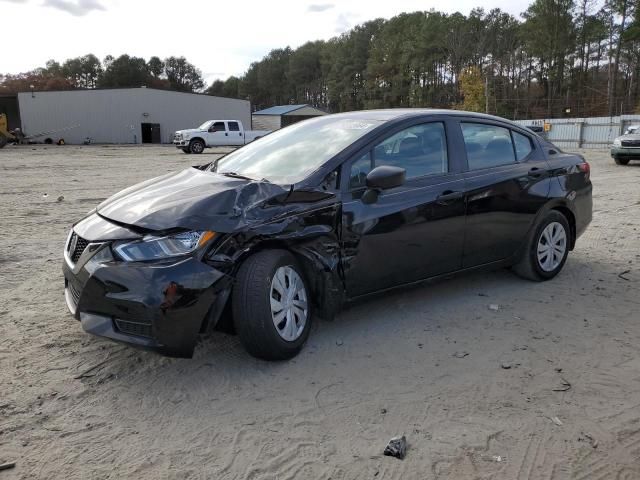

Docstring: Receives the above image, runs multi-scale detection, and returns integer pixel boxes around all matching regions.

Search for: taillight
[578,161,590,179]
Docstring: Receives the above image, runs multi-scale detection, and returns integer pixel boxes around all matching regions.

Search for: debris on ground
[380,408,387,414]
[550,416,563,426]
[0,462,16,471]
[488,304,500,311]
[453,351,469,358]
[42,193,48,198]
[335,339,343,346]
[578,432,598,449]
[383,435,407,459]
[552,378,572,392]
[618,269,631,281]
[57,195,64,202]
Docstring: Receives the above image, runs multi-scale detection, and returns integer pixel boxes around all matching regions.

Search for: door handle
[436,190,463,205]
[528,167,544,178]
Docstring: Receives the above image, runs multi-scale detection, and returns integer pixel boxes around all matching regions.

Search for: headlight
[113,231,216,261]
[613,138,622,147]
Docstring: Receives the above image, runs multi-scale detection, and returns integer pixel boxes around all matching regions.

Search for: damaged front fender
[207,197,345,320]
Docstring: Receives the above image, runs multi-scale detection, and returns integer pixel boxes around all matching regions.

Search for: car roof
[326,108,524,128]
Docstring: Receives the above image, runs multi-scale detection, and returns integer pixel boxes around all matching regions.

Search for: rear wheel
[513,210,570,281]
[189,139,205,154]
[614,157,630,165]
[232,250,312,360]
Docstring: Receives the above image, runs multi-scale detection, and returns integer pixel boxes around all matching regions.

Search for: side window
[512,131,533,160]
[461,123,516,170]
[228,121,240,132]
[349,122,448,188]
[210,121,226,133]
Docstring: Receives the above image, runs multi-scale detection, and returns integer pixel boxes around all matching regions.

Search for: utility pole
[485,75,489,114]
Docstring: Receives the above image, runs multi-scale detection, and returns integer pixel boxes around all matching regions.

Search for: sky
[1,0,532,85]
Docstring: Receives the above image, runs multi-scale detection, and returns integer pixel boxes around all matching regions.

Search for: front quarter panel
[207,196,344,319]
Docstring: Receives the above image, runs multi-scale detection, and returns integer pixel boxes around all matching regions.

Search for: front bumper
[611,147,640,159]
[173,137,190,147]
[63,238,230,358]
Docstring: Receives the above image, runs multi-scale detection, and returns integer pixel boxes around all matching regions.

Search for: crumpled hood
[97,167,289,232]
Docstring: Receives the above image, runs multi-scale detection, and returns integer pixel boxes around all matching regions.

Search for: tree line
[2,0,639,119]
[0,54,204,95]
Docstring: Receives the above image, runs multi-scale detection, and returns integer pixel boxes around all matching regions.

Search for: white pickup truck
[173,120,271,154]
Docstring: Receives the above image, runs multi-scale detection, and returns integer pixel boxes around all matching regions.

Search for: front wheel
[512,211,570,281]
[614,157,630,165]
[189,139,205,154]
[232,250,312,360]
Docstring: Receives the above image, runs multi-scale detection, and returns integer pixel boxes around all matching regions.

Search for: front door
[205,121,228,146]
[341,120,467,297]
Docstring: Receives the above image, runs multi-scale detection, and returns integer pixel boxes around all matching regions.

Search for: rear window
[461,123,516,170]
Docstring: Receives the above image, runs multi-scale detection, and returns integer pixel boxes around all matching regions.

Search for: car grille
[621,139,640,147]
[114,319,153,338]
[68,232,89,263]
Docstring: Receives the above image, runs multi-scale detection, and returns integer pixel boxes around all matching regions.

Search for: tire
[181,148,191,154]
[512,210,570,281]
[189,139,205,154]
[232,249,312,360]
[614,157,630,165]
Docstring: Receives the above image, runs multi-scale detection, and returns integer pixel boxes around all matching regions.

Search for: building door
[141,123,161,144]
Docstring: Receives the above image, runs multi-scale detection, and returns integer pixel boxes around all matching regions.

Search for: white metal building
[251,104,327,131]
[16,87,251,144]
[514,114,640,149]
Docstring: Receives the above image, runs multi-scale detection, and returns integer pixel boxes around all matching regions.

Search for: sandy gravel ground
[1,144,639,480]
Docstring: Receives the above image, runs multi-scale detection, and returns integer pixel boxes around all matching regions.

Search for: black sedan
[63,110,592,360]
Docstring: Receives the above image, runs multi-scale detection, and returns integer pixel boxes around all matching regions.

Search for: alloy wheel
[270,266,308,342]
[191,141,204,154]
[536,221,567,272]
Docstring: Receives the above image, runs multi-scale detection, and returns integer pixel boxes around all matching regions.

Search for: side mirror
[361,166,406,204]
[366,165,406,190]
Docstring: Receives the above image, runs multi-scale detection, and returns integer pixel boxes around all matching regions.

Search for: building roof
[13,86,248,103]
[252,104,313,115]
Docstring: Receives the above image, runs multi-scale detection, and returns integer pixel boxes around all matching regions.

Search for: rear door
[341,118,467,297]
[454,119,551,268]
[226,121,245,146]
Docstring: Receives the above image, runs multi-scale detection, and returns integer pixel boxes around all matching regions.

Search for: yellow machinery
[0,113,15,148]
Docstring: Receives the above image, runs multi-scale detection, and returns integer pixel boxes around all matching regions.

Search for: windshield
[209,116,383,184]
[626,126,638,134]
[198,120,213,130]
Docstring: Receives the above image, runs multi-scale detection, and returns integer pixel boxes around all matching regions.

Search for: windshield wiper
[220,171,255,181]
